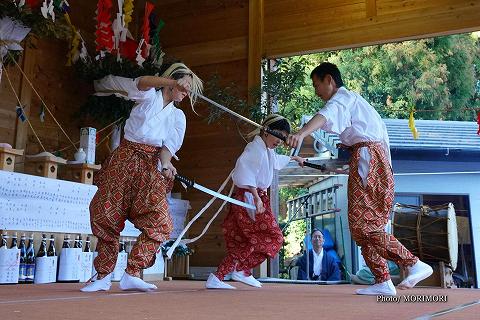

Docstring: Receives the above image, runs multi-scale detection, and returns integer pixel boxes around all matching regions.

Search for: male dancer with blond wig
[81,62,203,292]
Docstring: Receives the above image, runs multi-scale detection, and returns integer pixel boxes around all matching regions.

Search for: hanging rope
[53,117,123,154]
[8,51,77,150]
[3,67,46,152]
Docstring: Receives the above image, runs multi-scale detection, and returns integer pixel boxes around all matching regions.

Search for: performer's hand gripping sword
[166,92,326,258]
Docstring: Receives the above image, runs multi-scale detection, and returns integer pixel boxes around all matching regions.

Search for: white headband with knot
[246,114,287,139]
[161,62,203,109]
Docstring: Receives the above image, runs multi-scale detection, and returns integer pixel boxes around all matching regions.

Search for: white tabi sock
[356,279,396,296]
[205,273,236,290]
[80,273,112,292]
[119,272,157,292]
[398,260,433,290]
[231,271,262,288]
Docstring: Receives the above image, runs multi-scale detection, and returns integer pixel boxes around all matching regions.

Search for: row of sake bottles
[0,232,131,285]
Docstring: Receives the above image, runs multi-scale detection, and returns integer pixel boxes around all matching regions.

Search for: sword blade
[193,183,256,210]
[194,93,262,129]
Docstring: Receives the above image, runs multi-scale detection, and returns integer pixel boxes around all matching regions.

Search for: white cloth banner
[0,171,189,238]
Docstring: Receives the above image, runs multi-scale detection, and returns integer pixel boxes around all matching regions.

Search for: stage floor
[0,281,479,320]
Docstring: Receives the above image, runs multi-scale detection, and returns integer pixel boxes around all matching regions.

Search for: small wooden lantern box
[25,155,67,179]
[66,163,101,185]
[0,147,24,172]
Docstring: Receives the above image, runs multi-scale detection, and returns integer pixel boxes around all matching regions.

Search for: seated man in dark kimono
[296,229,341,281]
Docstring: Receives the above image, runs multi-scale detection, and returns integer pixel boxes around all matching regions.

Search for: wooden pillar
[248,0,264,102]
[249,0,267,279]
[14,40,36,172]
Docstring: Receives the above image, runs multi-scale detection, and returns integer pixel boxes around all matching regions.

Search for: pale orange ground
[0,281,479,320]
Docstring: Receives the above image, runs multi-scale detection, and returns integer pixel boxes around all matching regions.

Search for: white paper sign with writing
[0,248,20,284]
[58,248,82,281]
[0,171,96,234]
[80,252,94,282]
[34,256,57,284]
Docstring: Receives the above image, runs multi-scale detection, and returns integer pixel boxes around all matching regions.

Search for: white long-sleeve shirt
[318,87,391,185]
[232,136,291,190]
[94,75,186,159]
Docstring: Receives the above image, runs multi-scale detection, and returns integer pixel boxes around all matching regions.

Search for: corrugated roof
[303,116,480,150]
[384,119,480,150]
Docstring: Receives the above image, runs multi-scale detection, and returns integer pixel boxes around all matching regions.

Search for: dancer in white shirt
[81,62,203,292]
[287,62,432,296]
[206,114,305,289]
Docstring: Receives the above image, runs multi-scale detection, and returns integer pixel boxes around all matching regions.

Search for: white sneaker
[231,271,262,288]
[205,273,236,290]
[119,272,157,292]
[80,273,112,292]
[356,279,396,296]
[398,260,433,290]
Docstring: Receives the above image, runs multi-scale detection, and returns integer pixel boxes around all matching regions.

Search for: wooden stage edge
[0,281,479,320]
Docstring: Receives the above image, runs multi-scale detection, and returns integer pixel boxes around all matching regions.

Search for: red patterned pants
[215,189,284,280]
[90,139,173,278]
[347,142,417,283]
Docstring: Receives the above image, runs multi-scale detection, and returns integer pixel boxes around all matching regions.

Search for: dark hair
[311,229,323,238]
[267,118,291,134]
[310,62,344,88]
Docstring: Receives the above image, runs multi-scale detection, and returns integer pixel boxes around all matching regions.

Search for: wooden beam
[366,0,377,18]
[248,0,264,98]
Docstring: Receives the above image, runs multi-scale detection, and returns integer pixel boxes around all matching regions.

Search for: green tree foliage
[276,33,480,122]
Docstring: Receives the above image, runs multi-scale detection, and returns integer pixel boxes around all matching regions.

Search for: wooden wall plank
[166,36,247,67]
[366,0,377,17]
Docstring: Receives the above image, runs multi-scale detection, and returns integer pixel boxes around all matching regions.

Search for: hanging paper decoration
[0,16,31,83]
[95,0,114,53]
[41,0,56,22]
[39,103,46,122]
[112,0,128,61]
[409,110,419,139]
[16,106,27,122]
[55,0,70,13]
[119,37,138,61]
[123,0,134,29]
[476,111,480,135]
[151,19,165,66]
[26,0,43,9]
[140,1,155,58]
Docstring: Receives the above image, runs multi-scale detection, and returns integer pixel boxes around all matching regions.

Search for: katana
[192,92,288,142]
[166,173,250,259]
[174,174,255,210]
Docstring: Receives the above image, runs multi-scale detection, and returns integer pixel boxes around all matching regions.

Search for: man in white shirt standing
[287,62,433,296]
